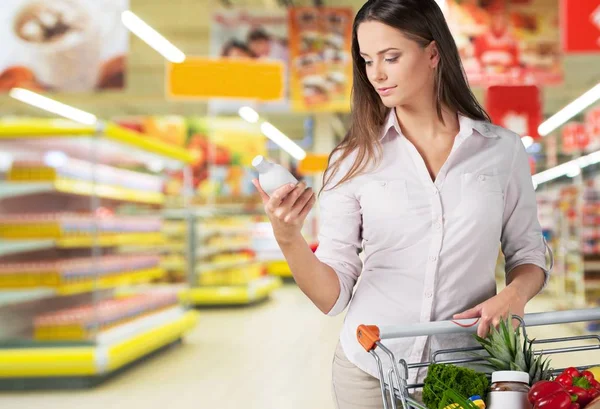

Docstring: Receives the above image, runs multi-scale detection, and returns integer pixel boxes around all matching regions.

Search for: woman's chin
[379,96,400,108]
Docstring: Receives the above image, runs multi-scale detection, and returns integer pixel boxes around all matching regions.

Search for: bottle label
[487,391,531,409]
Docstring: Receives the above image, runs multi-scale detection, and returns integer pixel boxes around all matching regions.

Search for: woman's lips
[377,86,397,96]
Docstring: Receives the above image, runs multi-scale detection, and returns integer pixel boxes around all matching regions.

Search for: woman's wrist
[276,230,305,247]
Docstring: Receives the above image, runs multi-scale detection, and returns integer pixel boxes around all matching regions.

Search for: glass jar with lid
[487,371,532,409]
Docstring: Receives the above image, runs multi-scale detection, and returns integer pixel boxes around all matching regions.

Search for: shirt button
[429,255,437,262]
[425,291,433,298]
[433,188,439,195]
[478,175,486,181]
[381,181,387,187]
[434,222,442,230]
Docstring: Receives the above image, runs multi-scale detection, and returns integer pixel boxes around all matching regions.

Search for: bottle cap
[252,155,272,173]
[252,155,264,167]
[491,371,530,384]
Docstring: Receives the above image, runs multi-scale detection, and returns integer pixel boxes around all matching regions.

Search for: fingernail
[289,183,295,188]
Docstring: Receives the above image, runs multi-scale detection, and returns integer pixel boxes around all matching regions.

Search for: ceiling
[0,0,598,147]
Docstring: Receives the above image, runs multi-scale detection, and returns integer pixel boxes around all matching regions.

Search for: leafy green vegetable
[422,363,489,409]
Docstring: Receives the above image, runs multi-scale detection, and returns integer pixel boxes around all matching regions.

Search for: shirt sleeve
[314,173,363,317]
[501,136,550,286]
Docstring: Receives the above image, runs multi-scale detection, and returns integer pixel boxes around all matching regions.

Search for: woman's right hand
[252,179,316,244]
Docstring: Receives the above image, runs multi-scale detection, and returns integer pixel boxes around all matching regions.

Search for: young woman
[252,1,548,408]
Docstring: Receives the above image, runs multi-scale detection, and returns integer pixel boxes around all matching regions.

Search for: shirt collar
[381,109,499,141]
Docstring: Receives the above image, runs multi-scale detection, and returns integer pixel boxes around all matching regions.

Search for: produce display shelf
[0,119,194,165]
[179,276,282,306]
[0,180,164,204]
[0,233,164,250]
[0,308,198,381]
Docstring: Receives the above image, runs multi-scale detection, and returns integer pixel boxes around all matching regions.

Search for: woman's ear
[428,41,440,69]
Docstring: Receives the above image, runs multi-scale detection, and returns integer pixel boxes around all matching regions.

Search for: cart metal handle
[357,308,600,352]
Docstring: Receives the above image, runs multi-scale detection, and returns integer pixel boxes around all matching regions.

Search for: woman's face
[357,21,438,108]
[224,46,254,59]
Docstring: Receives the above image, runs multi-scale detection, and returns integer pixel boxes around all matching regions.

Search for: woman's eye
[364,60,373,66]
[385,56,399,63]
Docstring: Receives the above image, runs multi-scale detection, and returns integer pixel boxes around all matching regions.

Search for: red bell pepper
[528,381,574,409]
[566,386,592,407]
[557,367,600,406]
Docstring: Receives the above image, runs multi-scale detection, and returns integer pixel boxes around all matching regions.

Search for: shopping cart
[356,308,600,409]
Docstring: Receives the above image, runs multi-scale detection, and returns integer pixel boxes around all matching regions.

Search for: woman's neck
[394,103,459,142]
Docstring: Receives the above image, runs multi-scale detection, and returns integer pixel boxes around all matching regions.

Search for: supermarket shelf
[0,308,198,379]
[0,119,193,165]
[266,260,293,278]
[196,259,259,273]
[0,267,165,296]
[179,276,282,306]
[0,239,54,257]
[163,205,263,219]
[0,233,163,250]
[56,233,164,248]
[198,244,250,259]
[0,180,164,204]
[54,267,166,296]
[0,289,56,307]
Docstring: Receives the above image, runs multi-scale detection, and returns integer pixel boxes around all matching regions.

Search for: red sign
[485,85,542,138]
[585,107,600,149]
[562,122,588,153]
[561,0,600,53]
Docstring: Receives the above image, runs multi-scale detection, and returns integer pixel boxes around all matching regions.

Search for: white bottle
[252,155,298,196]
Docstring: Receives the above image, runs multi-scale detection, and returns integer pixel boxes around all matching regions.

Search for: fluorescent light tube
[538,83,600,136]
[532,148,600,186]
[122,10,185,63]
[522,136,534,149]
[9,88,97,125]
[238,107,259,123]
[260,122,306,161]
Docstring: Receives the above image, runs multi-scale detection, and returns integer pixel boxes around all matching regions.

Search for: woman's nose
[370,64,386,83]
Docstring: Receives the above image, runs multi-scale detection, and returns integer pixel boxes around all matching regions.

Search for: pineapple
[473,317,553,385]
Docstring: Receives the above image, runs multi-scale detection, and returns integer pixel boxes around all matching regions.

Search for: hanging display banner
[446,0,562,86]
[0,0,129,93]
[288,7,353,113]
[485,85,542,138]
[561,0,600,53]
[208,9,290,113]
[166,57,284,101]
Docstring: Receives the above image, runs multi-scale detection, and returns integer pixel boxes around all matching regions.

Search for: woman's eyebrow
[359,47,401,57]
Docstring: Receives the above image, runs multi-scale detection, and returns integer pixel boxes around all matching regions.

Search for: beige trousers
[331,342,388,409]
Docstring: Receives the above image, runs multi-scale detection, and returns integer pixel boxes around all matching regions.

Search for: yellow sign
[298,154,329,174]
[167,57,284,101]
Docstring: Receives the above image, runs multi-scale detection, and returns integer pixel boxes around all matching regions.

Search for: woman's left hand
[453,286,526,338]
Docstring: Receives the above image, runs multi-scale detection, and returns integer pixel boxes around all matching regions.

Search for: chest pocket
[458,172,504,222]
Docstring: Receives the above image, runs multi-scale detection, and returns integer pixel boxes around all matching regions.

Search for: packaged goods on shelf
[0,213,162,239]
[33,291,179,341]
[164,209,281,306]
[0,254,162,290]
[0,119,197,386]
[9,158,164,193]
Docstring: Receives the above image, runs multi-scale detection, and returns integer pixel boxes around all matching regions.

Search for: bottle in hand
[252,155,298,196]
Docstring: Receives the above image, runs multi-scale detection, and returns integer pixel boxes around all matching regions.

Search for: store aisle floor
[0,285,597,409]
[0,284,345,409]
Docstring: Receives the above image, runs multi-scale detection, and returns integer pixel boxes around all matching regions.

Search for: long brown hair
[322,0,490,192]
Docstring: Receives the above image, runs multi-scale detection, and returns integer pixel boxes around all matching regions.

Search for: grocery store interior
[0,0,599,408]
